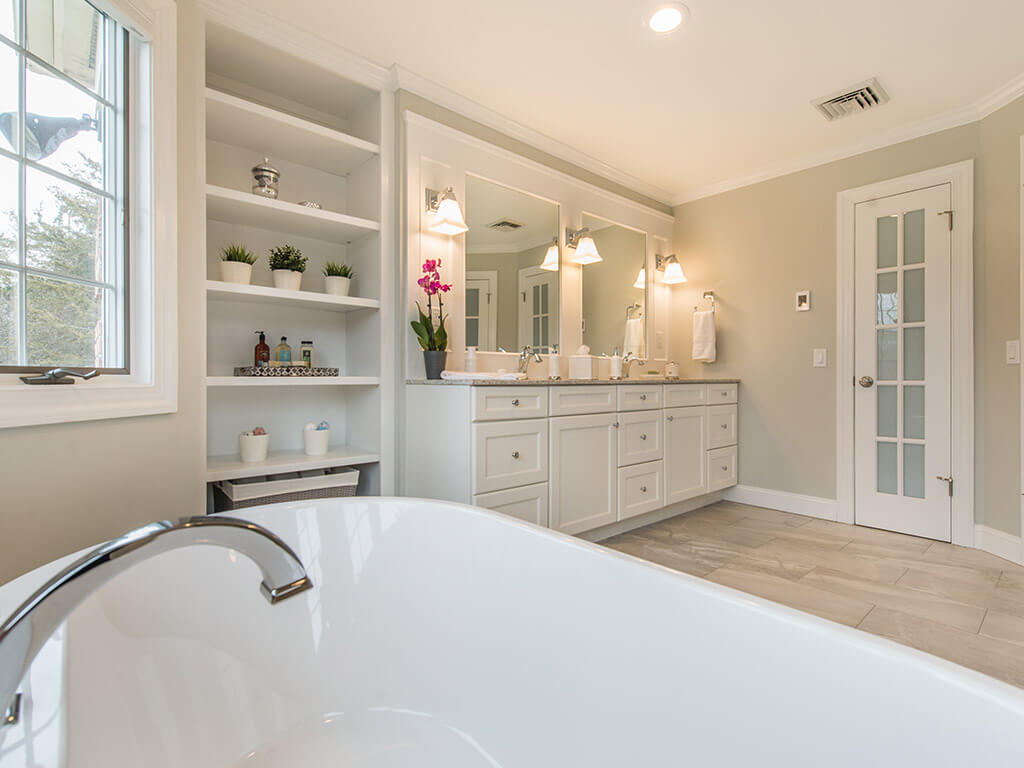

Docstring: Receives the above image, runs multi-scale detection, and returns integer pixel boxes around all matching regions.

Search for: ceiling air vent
[812,78,890,121]
[487,218,525,232]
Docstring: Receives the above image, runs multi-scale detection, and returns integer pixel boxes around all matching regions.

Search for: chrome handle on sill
[19,368,100,385]
[511,451,520,459]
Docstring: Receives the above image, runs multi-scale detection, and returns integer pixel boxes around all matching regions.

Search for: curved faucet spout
[0,516,312,724]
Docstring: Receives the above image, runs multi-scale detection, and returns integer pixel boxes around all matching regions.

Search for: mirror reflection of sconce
[633,268,646,289]
[566,227,602,265]
[424,186,469,235]
[655,253,688,285]
[539,237,559,271]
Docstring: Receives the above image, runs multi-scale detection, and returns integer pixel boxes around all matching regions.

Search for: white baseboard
[723,485,839,522]
[974,525,1024,566]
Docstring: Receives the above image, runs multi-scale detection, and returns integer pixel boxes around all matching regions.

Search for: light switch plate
[1007,340,1021,365]
[813,348,827,368]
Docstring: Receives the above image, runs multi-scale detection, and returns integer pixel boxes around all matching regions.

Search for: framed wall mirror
[464,175,560,353]
[580,213,647,358]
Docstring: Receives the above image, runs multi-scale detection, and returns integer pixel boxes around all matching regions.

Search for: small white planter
[239,433,270,463]
[303,427,329,456]
[220,260,253,285]
[273,269,303,291]
[324,275,351,297]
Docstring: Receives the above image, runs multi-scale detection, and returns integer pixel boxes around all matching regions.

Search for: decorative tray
[233,366,339,377]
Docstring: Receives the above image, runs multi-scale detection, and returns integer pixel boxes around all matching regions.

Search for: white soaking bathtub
[2,497,1024,766]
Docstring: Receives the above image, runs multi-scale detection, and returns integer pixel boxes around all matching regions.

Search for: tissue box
[568,355,594,380]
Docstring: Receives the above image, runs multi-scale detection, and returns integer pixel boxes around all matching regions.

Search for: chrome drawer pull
[666,415,674,421]
[512,451,520,459]
[640,394,647,401]
[721,465,729,471]
[640,434,647,440]
[512,399,520,406]
[721,423,728,429]
[640,486,647,493]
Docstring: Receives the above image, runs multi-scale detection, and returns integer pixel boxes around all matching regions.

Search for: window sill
[0,374,177,428]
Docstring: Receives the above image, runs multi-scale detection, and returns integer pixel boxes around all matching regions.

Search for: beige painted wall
[672,99,1023,535]
[0,0,206,586]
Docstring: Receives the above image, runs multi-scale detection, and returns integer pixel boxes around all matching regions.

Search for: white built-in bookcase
[199,16,394,496]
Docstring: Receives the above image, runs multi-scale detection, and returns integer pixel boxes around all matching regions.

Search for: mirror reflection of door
[580,214,647,357]
[465,175,559,352]
[465,271,497,350]
[518,266,558,352]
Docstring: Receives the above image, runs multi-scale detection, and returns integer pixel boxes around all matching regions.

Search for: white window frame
[0,0,177,428]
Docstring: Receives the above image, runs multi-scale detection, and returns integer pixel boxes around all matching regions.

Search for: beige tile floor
[601,501,1024,688]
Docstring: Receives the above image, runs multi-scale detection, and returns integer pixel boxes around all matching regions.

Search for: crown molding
[673,70,1024,206]
[392,65,675,210]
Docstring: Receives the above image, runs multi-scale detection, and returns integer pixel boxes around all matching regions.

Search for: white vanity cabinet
[404,380,739,538]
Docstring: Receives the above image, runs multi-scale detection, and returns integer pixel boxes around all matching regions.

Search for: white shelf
[205,88,379,177]
[206,280,380,313]
[206,185,379,244]
[206,375,379,387]
[207,446,380,482]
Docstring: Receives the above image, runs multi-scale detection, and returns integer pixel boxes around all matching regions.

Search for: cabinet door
[664,406,707,505]
[550,413,618,534]
[617,409,664,467]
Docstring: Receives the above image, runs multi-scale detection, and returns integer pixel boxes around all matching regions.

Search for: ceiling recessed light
[648,3,688,33]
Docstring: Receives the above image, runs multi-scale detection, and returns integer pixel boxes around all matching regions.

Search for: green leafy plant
[268,244,307,273]
[411,304,447,351]
[220,243,256,264]
[324,261,354,279]
[409,258,451,351]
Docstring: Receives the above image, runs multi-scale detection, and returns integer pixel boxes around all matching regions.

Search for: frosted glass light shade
[571,235,602,265]
[540,243,559,271]
[662,258,687,284]
[428,196,468,235]
[633,268,646,289]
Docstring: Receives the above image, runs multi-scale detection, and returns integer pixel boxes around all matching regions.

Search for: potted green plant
[268,244,307,291]
[220,243,256,285]
[323,261,355,297]
[410,258,451,379]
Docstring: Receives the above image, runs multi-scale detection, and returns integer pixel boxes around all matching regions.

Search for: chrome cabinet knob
[721,465,729,471]
[721,423,728,429]
[666,415,674,421]
[640,393,647,401]
[858,376,874,388]
[613,422,620,428]
[640,486,647,493]
[640,433,648,441]
[512,399,520,406]
[512,450,520,459]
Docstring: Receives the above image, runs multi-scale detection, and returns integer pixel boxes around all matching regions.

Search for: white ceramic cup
[303,426,329,456]
[239,432,270,463]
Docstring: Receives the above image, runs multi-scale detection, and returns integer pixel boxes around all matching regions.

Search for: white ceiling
[464,175,559,253]
[249,0,1024,205]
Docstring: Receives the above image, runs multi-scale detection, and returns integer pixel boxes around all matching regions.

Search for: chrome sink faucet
[518,345,542,374]
[0,516,313,733]
[622,352,646,378]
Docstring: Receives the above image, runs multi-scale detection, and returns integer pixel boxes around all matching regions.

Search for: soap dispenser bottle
[465,346,478,373]
[275,336,292,364]
[254,331,270,367]
[610,347,623,380]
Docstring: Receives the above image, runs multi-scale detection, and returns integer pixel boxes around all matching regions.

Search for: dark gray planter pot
[423,350,447,380]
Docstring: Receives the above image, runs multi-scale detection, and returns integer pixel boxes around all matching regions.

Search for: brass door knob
[858,376,874,388]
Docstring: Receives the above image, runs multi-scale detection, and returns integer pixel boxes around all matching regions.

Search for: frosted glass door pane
[877,272,898,325]
[904,268,924,323]
[904,443,925,498]
[877,329,897,381]
[877,385,897,438]
[877,216,897,268]
[904,327,925,380]
[904,385,925,439]
[465,318,479,347]
[878,442,897,494]
[904,209,925,265]
[465,288,479,316]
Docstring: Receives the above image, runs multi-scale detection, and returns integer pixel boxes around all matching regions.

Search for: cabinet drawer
[549,385,616,416]
[472,386,548,421]
[707,404,738,449]
[473,482,549,527]
[617,384,663,412]
[472,419,548,494]
[618,460,664,521]
[708,382,738,405]
[664,384,708,408]
[708,446,738,491]
[617,410,663,467]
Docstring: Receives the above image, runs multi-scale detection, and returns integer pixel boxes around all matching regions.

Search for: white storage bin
[213,466,360,511]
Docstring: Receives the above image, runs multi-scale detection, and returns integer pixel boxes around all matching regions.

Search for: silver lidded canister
[251,157,280,199]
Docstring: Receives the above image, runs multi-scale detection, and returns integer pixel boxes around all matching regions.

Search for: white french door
[854,183,952,540]
[465,271,497,351]
[518,267,558,352]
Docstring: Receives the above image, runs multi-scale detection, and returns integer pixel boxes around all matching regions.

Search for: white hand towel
[623,318,644,356]
[692,310,716,363]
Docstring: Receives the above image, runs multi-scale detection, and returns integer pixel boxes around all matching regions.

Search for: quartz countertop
[406,377,739,386]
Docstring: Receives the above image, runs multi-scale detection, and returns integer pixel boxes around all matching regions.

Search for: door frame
[835,160,974,546]
[465,270,498,350]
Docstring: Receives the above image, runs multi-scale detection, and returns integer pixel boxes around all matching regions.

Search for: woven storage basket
[214,467,358,512]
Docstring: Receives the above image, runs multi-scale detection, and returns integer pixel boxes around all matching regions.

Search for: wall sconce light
[540,238,559,271]
[566,227,602,265]
[656,253,688,284]
[633,268,646,289]
[424,186,468,235]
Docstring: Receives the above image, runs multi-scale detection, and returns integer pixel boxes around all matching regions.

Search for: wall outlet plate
[796,290,811,311]
[1007,340,1020,365]
[813,348,827,368]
